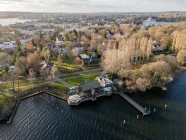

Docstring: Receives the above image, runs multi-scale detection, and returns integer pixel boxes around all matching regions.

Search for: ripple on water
[0,72,186,140]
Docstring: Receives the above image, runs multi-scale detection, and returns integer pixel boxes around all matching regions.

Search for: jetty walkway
[118,92,150,116]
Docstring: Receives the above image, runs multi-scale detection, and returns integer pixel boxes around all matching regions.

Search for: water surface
[143,21,177,26]
[0,72,186,140]
[0,18,31,26]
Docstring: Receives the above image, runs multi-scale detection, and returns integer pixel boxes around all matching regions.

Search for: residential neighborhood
[0,10,186,140]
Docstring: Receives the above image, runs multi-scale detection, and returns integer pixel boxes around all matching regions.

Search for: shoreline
[1,68,186,124]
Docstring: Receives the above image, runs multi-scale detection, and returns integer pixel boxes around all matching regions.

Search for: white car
[70,86,78,90]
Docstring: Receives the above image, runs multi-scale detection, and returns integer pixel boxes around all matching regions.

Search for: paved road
[55,70,73,88]
[55,77,73,88]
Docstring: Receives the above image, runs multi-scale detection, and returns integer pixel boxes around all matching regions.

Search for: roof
[80,54,90,59]
[83,58,90,63]
[81,80,101,92]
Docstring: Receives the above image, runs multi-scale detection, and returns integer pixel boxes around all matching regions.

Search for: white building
[41,29,55,34]
[20,38,32,45]
[65,27,88,32]
[0,41,16,50]
[55,37,63,46]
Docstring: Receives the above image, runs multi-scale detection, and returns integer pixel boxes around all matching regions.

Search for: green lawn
[0,92,13,106]
[1,80,45,90]
[65,73,101,86]
[60,69,103,79]
[56,63,81,73]
[0,70,5,76]
[53,83,69,92]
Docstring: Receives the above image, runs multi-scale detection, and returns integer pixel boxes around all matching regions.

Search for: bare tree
[28,69,35,89]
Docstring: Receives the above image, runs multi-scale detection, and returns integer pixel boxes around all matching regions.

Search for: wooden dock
[119,92,150,116]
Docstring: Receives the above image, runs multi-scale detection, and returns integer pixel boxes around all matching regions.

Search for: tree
[155,55,179,70]
[27,52,42,72]
[0,52,13,67]
[103,49,131,74]
[15,38,21,47]
[140,61,173,87]
[42,47,51,63]
[101,29,107,39]
[58,53,71,64]
[160,34,172,51]
[135,78,151,92]
[172,30,186,51]
[45,34,51,42]
[15,57,23,91]
[33,35,40,46]
[50,66,57,84]
[28,69,35,89]
[40,32,43,40]
[27,41,34,49]
[63,41,74,50]
[81,36,90,47]
[64,33,70,41]
[77,31,82,38]
[177,49,186,66]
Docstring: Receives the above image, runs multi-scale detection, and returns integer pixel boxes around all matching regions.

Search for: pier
[119,92,150,116]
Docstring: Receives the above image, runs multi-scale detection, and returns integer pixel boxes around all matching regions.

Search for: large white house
[0,41,16,50]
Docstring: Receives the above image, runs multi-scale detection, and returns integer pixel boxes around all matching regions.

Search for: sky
[0,0,186,13]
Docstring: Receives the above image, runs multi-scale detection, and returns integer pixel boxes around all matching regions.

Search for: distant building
[55,37,63,46]
[79,54,90,65]
[40,40,54,48]
[19,30,38,35]
[41,29,55,34]
[20,38,32,45]
[145,17,156,22]
[0,41,16,50]
[79,53,99,65]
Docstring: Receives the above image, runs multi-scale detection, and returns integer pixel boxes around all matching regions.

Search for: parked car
[70,86,78,94]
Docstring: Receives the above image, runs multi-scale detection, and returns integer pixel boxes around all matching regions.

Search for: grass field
[0,70,5,76]
[0,92,13,106]
[56,63,81,72]
[1,80,45,90]
[59,69,103,79]
[53,82,70,92]
[65,73,101,86]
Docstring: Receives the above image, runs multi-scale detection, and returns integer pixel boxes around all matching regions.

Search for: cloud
[0,0,185,12]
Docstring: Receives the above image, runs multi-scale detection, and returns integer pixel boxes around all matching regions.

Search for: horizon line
[0,11,186,14]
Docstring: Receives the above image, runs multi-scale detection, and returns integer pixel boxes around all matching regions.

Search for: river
[0,72,186,140]
[143,21,177,26]
[0,18,31,26]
